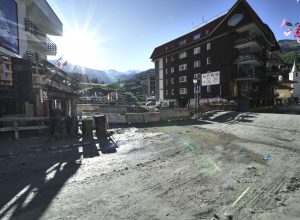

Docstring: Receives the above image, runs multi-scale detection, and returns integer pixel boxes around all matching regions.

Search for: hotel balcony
[25,0,62,36]
[236,71,265,82]
[25,18,57,55]
[234,36,263,50]
[234,53,264,66]
[24,51,39,63]
[266,54,282,66]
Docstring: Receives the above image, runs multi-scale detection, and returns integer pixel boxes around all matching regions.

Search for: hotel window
[194,33,201,40]
[165,57,168,63]
[194,73,200,79]
[166,90,168,95]
[207,57,211,65]
[194,47,201,55]
[165,68,168,75]
[207,85,211,93]
[179,51,187,59]
[194,60,201,68]
[171,67,174,73]
[207,42,211,50]
[166,79,168,85]
[179,64,187,71]
[179,88,188,94]
[205,29,209,35]
[179,39,187,46]
[172,89,174,95]
[171,78,175,84]
[179,76,187,83]
[171,56,174,62]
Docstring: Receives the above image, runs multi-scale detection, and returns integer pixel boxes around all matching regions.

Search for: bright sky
[47,0,300,72]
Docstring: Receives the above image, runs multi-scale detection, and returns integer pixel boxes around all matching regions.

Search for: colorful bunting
[284,29,292,36]
[281,17,300,43]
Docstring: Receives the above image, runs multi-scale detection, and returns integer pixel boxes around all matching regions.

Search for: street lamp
[193,78,198,118]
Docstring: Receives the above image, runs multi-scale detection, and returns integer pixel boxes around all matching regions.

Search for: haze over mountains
[49,60,149,84]
[64,64,141,84]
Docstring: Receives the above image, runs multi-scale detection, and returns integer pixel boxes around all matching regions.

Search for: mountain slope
[278,39,300,53]
[278,40,300,65]
[131,68,155,79]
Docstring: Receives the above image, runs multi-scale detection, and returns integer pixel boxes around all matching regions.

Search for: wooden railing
[0,117,50,139]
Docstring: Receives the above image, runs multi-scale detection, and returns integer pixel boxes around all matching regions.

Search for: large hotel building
[150,0,282,111]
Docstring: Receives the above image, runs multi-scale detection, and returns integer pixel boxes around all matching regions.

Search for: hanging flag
[294,26,300,37]
[62,60,68,67]
[280,19,287,28]
[55,56,63,69]
[284,29,292,36]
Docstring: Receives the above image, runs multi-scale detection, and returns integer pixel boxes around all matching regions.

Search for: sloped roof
[150,14,226,60]
[150,0,281,60]
[291,61,299,73]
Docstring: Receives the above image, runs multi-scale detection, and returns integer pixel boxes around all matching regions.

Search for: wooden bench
[0,117,50,139]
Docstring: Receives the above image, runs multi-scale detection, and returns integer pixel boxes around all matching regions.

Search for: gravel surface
[0,112,299,220]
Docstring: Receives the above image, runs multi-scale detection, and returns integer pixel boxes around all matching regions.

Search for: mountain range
[49,61,142,84]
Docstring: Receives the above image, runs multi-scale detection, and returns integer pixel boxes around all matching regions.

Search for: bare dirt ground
[0,111,300,220]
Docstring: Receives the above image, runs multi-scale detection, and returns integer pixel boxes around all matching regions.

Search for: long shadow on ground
[204,111,257,124]
[0,137,100,220]
[109,119,212,129]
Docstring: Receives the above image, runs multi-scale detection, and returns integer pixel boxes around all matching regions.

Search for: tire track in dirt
[222,155,299,220]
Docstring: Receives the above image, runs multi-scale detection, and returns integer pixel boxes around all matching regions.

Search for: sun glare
[60,30,102,69]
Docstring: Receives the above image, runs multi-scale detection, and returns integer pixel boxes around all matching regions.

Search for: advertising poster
[0,0,19,54]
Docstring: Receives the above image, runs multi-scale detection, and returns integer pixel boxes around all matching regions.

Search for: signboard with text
[201,71,220,86]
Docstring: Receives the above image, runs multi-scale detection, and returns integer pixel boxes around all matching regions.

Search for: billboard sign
[202,71,220,86]
[0,0,19,54]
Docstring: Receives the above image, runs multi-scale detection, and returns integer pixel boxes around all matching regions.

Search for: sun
[59,30,102,69]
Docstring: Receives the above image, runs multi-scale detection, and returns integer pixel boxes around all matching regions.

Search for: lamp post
[193,78,198,118]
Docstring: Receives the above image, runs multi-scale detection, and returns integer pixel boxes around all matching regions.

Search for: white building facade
[289,61,300,101]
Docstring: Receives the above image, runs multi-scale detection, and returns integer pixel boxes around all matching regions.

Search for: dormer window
[194,33,201,40]
[179,39,187,46]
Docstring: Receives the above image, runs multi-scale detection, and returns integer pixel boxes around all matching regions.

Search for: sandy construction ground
[0,111,300,220]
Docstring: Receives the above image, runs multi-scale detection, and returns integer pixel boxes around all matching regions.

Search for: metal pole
[196,87,198,112]
[194,84,196,118]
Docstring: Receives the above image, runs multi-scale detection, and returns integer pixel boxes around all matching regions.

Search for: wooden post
[71,98,77,117]
[35,91,43,117]
[14,120,19,140]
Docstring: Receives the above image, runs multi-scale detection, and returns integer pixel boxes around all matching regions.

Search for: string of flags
[281,19,300,43]
[55,56,68,69]
[280,0,300,43]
